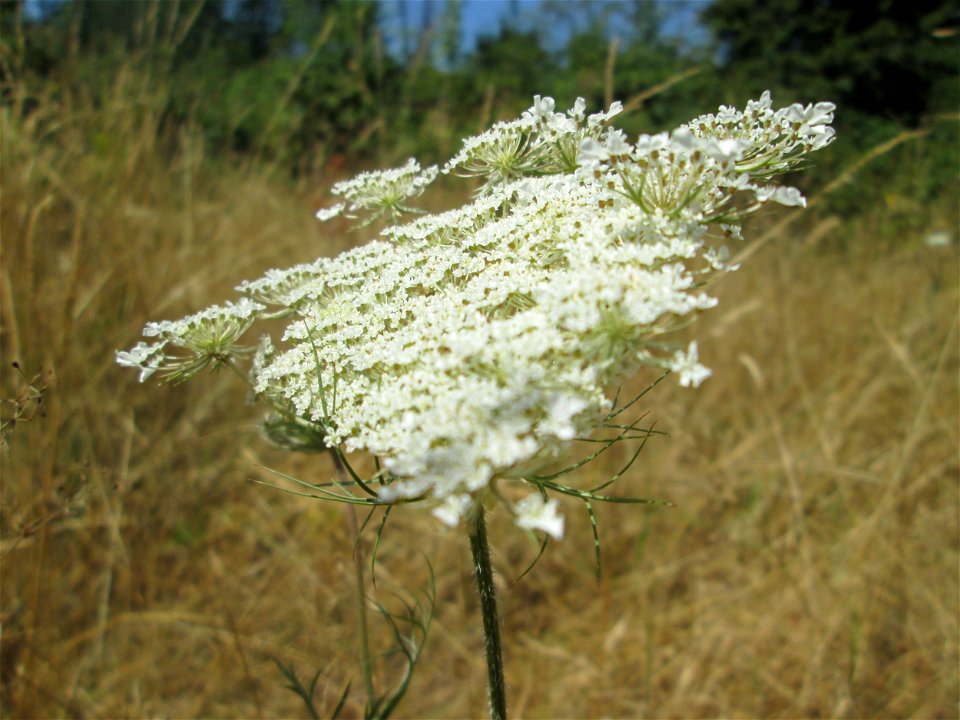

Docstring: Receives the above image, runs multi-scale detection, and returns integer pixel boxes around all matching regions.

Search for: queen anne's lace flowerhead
[120,93,835,535]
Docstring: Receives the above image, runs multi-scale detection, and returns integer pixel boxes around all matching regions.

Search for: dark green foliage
[467,29,556,102]
[701,0,959,123]
[699,0,958,236]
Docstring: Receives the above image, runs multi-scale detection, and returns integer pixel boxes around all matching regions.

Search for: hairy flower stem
[468,505,507,720]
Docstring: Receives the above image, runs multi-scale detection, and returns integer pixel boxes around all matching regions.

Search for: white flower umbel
[316,158,439,224]
[444,97,625,191]
[120,93,835,535]
[118,298,264,384]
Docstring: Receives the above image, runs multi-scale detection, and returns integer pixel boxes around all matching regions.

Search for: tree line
[2,0,956,183]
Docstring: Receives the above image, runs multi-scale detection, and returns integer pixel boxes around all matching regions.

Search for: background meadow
[2,1,958,717]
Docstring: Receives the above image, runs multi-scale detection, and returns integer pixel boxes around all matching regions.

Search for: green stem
[468,505,507,720]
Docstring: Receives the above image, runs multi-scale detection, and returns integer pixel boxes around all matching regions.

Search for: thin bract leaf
[272,659,322,720]
[331,681,352,720]
[584,498,601,582]
[514,531,550,584]
[370,505,393,591]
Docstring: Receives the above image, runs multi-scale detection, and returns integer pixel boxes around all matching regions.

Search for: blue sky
[460,0,535,47]
[457,0,708,48]
[375,0,710,57]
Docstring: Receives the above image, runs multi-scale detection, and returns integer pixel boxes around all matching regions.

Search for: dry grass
[1,64,958,720]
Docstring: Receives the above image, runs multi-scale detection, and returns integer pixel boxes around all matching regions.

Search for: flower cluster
[117,298,264,383]
[119,94,835,538]
[443,95,623,190]
[686,90,836,177]
[316,158,439,224]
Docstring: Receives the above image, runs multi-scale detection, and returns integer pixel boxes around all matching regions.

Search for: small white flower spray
[119,93,835,718]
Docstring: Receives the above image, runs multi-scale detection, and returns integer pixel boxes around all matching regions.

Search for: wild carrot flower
[119,93,835,536]
[120,93,835,719]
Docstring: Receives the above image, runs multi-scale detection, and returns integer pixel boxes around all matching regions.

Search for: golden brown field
[2,63,958,719]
